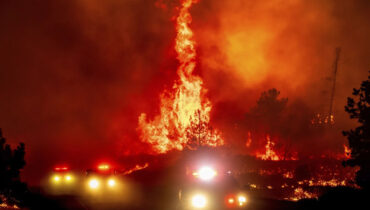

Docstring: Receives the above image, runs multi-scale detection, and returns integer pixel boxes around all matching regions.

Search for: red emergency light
[97,164,110,171]
[225,194,248,207]
[54,166,69,172]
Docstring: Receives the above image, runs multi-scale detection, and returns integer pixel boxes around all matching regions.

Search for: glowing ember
[256,135,280,161]
[343,144,351,159]
[0,203,19,209]
[311,113,335,126]
[307,179,347,187]
[288,187,318,201]
[283,171,294,179]
[245,132,252,148]
[0,196,19,209]
[138,0,223,153]
[123,163,149,175]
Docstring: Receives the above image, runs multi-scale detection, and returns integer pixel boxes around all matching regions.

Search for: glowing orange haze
[138,0,223,153]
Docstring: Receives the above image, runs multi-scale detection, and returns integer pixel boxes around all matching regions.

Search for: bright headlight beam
[65,175,72,181]
[238,195,247,206]
[238,196,246,202]
[191,194,207,208]
[89,179,100,189]
[53,175,61,182]
[198,166,217,181]
[107,179,116,187]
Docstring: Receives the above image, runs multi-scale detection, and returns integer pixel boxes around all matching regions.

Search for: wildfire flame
[0,195,19,209]
[343,144,351,159]
[256,135,280,161]
[123,163,149,175]
[253,134,298,161]
[138,0,223,153]
[311,113,335,126]
[288,187,318,201]
[0,203,19,209]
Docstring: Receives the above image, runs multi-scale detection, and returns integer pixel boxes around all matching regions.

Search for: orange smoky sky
[191,0,369,149]
[0,0,369,183]
[193,0,369,107]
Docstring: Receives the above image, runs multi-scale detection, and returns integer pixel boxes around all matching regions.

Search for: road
[28,187,301,210]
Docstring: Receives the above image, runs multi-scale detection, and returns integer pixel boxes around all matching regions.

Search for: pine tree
[343,72,370,189]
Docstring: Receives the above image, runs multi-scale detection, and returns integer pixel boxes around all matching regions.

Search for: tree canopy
[343,72,370,189]
[246,88,289,136]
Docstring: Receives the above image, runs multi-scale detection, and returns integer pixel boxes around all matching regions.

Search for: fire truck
[48,165,77,194]
[178,162,248,209]
[84,163,122,193]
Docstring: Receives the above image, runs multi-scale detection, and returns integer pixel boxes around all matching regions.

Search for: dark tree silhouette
[245,88,288,144]
[251,88,288,117]
[0,129,27,206]
[343,72,370,189]
[247,88,288,133]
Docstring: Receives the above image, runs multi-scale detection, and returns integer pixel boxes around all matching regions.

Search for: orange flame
[311,113,335,126]
[138,0,223,153]
[123,163,149,175]
[0,203,19,209]
[344,144,351,159]
[256,135,280,161]
[288,187,318,201]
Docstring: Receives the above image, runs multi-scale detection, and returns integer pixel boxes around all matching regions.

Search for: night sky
[0,0,369,184]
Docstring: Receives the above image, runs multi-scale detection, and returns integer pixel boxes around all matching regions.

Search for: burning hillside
[0,0,369,209]
[231,155,359,201]
[133,0,364,202]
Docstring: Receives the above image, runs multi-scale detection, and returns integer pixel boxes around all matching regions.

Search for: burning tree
[343,72,370,189]
[245,89,298,160]
[185,110,219,150]
[255,135,280,161]
[138,0,223,153]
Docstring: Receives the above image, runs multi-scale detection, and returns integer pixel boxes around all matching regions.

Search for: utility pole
[328,48,341,120]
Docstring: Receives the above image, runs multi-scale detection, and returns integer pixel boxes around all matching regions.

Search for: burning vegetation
[255,135,298,161]
[123,163,150,175]
[134,0,368,202]
[138,0,223,153]
[0,0,369,209]
[227,154,359,201]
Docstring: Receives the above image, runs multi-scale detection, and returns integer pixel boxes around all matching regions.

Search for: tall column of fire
[138,0,223,153]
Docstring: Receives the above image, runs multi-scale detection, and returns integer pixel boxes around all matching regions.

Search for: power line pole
[329,47,341,119]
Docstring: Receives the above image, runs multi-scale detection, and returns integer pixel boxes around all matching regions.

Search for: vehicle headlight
[107,179,116,187]
[237,195,247,206]
[65,174,73,182]
[53,175,61,183]
[197,166,217,181]
[88,179,100,189]
[191,194,207,208]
